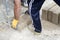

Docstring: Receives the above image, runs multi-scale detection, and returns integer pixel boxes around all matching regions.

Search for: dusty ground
[0,0,60,40]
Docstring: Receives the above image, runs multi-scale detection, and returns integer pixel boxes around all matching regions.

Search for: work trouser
[28,0,45,32]
[54,0,60,6]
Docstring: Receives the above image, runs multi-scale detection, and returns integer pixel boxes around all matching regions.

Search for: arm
[11,0,21,29]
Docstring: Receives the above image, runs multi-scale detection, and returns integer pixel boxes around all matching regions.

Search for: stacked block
[49,5,60,24]
[42,2,56,21]
[42,2,60,25]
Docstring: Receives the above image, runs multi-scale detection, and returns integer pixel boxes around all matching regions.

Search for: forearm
[14,0,21,20]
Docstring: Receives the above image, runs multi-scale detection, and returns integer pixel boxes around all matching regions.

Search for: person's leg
[54,0,60,6]
[27,0,31,5]
[25,0,31,14]
[29,0,45,33]
[11,0,21,29]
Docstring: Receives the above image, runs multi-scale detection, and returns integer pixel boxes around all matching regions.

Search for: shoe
[27,24,41,35]
[27,24,35,31]
[11,19,19,29]
[34,29,41,35]
[25,10,29,15]
[34,32,41,35]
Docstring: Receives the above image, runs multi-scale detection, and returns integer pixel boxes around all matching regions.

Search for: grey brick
[49,5,60,24]
[42,9,48,20]
[59,15,60,24]
[47,11,53,22]
[42,2,56,21]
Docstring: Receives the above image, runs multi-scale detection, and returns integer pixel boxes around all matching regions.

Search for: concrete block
[49,5,60,24]
[52,13,60,24]
[42,9,48,20]
[47,11,53,22]
[17,14,32,31]
[42,2,56,21]
[59,15,60,25]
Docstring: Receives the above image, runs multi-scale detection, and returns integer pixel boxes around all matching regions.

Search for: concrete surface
[0,0,60,40]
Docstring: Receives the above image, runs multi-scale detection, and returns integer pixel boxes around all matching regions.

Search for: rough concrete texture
[42,1,60,25]
[0,0,60,40]
[42,1,56,21]
[49,5,60,24]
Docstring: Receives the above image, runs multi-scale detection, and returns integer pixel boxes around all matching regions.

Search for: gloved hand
[11,19,19,29]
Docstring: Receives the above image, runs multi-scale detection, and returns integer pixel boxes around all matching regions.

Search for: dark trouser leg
[29,0,45,33]
[25,0,31,14]
[54,0,60,6]
[27,0,31,5]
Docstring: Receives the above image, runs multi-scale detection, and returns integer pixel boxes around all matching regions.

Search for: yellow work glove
[11,19,19,29]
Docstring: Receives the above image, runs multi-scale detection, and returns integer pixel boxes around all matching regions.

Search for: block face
[48,5,60,24]
[42,3,60,25]
[17,14,32,31]
[42,9,48,20]
[42,2,56,21]
[52,13,59,24]
[59,14,60,24]
[48,5,59,24]
[47,11,53,22]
